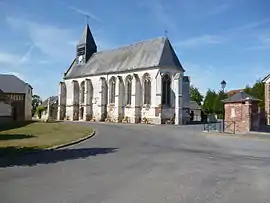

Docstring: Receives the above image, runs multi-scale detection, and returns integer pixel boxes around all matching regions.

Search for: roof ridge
[96,36,167,54]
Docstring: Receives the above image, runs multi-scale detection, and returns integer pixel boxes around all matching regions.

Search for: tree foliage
[213,91,228,117]
[201,80,265,117]
[36,106,46,119]
[190,85,204,105]
[32,94,42,116]
[244,80,264,109]
[202,89,217,113]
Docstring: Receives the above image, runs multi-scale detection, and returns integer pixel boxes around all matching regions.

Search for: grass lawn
[0,121,94,157]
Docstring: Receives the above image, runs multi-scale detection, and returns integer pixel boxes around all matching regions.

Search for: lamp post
[221,80,226,93]
[220,80,227,132]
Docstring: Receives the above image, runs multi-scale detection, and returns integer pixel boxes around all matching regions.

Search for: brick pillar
[265,82,270,125]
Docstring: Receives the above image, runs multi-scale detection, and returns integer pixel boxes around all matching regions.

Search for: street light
[220,80,227,92]
[220,80,227,132]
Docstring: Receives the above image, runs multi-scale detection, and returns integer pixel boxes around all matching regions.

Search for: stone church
[57,24,190,124]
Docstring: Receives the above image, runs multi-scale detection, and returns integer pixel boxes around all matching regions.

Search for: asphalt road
[1,123,270,203]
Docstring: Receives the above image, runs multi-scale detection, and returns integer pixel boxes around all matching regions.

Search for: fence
[203,120,236,134]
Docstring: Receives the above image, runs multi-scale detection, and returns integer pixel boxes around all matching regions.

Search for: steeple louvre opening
[76,24,97,65]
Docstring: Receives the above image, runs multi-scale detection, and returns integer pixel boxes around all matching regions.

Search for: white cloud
[183,62,218,95]
[176,35,224,48]
[18,45,35,64]
[68,6,103,23]
[245,29,270,50]
[225,18,270,34]
[0,52,20,64]
[140,0,176,30]
[6,16,77,62]
[207,4,230,16]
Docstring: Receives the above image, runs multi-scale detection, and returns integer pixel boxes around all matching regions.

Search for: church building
[58,24,190,124]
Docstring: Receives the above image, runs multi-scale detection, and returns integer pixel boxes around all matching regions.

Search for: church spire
[76,24,97,65]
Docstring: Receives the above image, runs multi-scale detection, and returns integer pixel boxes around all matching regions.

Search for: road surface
[1,123,270,203]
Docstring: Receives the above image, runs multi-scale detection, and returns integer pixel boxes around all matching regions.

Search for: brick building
[222,91,260,133]
[262,74,270,125]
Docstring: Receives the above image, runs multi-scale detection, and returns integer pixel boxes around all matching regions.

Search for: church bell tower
[76,24,97,65]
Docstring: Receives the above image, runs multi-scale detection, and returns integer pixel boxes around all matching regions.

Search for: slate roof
[41,96,58,107]
[65,36,184,79]
[222,91,260,103]
[262,74,270,82]
[78,24,96,47]
[190,100,201,110]
[0,74,30,93]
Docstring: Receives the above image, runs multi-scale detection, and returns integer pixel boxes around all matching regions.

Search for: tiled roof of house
[41,96,58,107]
[65,36,184,79]
[226,89,244,96]
[222,91,260,103]
[0,74,29,93]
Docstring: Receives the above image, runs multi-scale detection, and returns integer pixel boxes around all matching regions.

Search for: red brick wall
[265,83,270,125]
[224,102,251,133]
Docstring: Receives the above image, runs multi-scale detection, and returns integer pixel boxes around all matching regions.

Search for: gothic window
[109,77,116,104]
[126,76,132,105]
[143,73,151,105]
[162,73,171,106]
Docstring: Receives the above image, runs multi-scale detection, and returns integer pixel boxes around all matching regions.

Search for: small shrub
[36,106,46,119]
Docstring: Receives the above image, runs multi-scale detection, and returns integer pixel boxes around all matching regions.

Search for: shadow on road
[0,147,118,168]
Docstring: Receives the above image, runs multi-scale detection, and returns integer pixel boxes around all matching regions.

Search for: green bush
[36,106,46,119]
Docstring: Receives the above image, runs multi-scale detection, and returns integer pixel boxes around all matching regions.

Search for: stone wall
[60,67,187,125]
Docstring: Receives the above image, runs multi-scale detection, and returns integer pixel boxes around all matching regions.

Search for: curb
[0,130,96,161]
[202,131,270,141]
[46,130,96,150]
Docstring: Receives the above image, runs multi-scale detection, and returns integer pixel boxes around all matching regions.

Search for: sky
[0,0,270,99]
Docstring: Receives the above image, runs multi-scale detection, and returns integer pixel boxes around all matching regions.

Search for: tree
[202,89,217,114]
[244,80,264,109]
[32,95,42,116]
[190,85,204,105]
[213,91,228,118]
[36,106,46,119]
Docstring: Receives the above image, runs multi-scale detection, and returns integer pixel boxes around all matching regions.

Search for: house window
[109,77,116,103]
[143,74,151,105]
[126,76,132,105]
[162,73,171,106]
